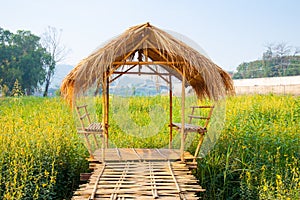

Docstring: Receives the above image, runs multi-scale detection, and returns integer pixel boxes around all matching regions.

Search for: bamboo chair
[172,105,214,163]
[75,104,105,161]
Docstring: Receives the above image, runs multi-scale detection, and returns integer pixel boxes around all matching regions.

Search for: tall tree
[40,26,69,97]
[14,30,49,95]
[0,28,49,95]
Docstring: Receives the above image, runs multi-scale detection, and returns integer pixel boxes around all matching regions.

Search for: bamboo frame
[113,71,170,76]
[110,65,137,83]
[169,75,173,149]
[180,69,186,162]
[145,65,170,83]
[112,61,187,65]
[106,76,109,147]
[102,71,109,148]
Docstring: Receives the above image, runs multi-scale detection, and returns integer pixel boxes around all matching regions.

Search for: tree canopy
[233,43,300,79]
[0,27,50,95]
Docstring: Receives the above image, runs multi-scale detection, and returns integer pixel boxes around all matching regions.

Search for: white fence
[234,76,300,95]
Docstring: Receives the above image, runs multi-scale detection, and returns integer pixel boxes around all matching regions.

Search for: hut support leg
[180,70,185,162]
[102,72,109,148]
[169,75,173,149]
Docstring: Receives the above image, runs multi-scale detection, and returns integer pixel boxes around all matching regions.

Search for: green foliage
[233,56,300,79]
[0,97,88,199]
[233,42,300,79]
[0,27,51,95]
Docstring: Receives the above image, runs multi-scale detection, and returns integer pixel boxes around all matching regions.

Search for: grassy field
[0,94,299,199]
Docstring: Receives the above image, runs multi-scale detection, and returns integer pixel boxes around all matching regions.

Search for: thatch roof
[61,22,234,104]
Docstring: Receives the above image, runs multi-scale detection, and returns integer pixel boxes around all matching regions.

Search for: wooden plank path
[73,161,204,200]
[93,148,195,162]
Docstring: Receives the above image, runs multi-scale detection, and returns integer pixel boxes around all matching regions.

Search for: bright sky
[1,0,300,71]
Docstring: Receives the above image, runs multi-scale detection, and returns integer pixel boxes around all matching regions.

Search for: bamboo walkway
[73,161,204,200]
[72,148,204,199]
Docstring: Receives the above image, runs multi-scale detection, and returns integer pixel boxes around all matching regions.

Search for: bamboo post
[169,75,173,149]
[102,71,109,148]
[180,70,185,162]
[144,33,148,62]
[106,76,109,147]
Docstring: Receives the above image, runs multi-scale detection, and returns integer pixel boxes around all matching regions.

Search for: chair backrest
[75,105,92,130]
[188,105,214,129]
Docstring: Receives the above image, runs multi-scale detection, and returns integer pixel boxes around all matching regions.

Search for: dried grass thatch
[61,22,234,105]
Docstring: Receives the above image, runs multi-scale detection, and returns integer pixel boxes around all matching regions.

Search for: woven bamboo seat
[85,122,103,132]
[172,105,214,162]
[171,123,207,133]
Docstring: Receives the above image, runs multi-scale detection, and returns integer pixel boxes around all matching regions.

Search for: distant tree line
[0,26,68,96]
[233,43,300,79]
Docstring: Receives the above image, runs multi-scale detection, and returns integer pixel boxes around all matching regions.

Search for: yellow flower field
[0,97,88,199]
[0,94,299,199]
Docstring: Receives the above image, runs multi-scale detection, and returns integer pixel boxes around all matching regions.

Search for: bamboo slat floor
[93,148,195,162]
[73,161,204,200]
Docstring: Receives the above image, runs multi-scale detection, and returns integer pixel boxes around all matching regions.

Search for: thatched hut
[61,22,234,161]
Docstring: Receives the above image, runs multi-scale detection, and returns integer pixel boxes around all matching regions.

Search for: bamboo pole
[169,75,173,149]
[106,76,109,148]
[110,65,137,83]
[180,69,186,162]
[144,32,148,62]
[113,71,170,76]
[145,65,170,83]
[112,61,186,65]
[89,163,106,200]
[102,71,108,148]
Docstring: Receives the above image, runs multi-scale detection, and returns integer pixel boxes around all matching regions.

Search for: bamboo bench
[75,104,105,161]
[172,105,214,163]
